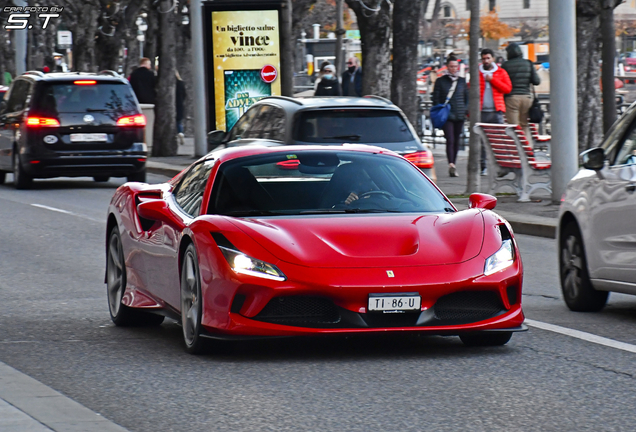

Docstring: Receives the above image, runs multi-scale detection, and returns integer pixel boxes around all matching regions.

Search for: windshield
[31,82,139,118]
[294,110,416,144]
[208,150,452,217]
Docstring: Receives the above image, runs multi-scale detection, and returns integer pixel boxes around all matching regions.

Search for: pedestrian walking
[432,55,468,177]
[129,57,156,105]
[314,65,342,96]
[501,43,540,140]
[478,48,511,175]
[342,57,362,97]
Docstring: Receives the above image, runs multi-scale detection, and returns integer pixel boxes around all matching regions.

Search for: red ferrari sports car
[105,144,525,353]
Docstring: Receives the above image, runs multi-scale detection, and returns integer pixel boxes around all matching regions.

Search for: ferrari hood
[227,211,485,268]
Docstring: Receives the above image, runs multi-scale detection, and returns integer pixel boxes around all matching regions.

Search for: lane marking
[30,203,101,223]
[526,318,636,354]
[31,203,74,215]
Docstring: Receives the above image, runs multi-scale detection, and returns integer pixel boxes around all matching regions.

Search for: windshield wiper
[321,134,362,141]
[300,209,346,214]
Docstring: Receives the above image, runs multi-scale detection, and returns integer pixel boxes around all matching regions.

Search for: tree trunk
[466,0,480,193]
[71,0,102,71]
[576,0,602,152]
[152,0,177,156]
[176,11,193,135]
[345,0,392,97]
[391,0,422,126]
[144,6,159,70]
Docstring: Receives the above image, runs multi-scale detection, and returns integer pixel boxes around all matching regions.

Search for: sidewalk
[147,139,558,239]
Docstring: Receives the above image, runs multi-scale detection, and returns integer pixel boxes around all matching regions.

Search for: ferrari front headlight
[484,239,515,276]
[219,246,286,281]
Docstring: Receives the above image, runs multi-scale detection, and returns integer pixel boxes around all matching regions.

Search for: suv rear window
[295,110,416,144]
[31,82,138,117]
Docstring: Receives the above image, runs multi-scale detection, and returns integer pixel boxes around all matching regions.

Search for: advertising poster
[212,10,281,131]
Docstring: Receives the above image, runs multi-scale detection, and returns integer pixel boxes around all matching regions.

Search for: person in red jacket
[479,48,512,175]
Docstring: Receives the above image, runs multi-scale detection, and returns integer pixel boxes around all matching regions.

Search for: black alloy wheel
[107,226,164,326]
[559,222,608,312]
[460,332,512,347]
[181,243,206,354]
[13,151,32,190]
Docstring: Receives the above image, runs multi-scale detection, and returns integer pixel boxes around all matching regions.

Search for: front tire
[181,243,206,354]
[460,332,512,347]
[13,151,32,190]
[107,226,164,326]
[559,222,608,312]
[127,169,146,183]
[94,176,110,183]
[0,171,5,184]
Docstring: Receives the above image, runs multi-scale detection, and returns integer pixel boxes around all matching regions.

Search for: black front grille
[254,296,341,327]
[433,291,504,324]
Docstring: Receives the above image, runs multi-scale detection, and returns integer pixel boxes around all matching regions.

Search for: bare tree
[58,0,102,71]
[0,0,17,83]
[175,2,193,134]
[152,0,177,156]
[94,0,147,73]
[345,0,392,97]
[576,0,620,152]
[391,0,424,126]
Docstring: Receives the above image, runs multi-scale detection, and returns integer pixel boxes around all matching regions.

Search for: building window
[489,0,496,11]
[466,0,470,10]
[523,0,530,8]
[443,5,451,17]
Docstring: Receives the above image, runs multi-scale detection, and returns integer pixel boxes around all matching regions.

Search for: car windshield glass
[31,82,138,117]
[295,110,416,143]
[208,150,451,216]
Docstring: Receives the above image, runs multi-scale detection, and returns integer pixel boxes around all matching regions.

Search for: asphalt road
[2,175,636,431]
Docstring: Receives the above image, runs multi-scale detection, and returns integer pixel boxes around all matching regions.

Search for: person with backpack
[432,55,468,177]
[502,43,541,141]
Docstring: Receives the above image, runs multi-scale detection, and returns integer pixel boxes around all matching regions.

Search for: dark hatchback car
[207,96,435,179]
[0,71,147,189]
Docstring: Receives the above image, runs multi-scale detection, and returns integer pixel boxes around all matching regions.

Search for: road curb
[146,163,182,178]
[505,218,556,239]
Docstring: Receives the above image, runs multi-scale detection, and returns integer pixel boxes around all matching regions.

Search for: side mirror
[581,147,605,171]
[137,199,173,225]
[468,193,497,210]
[207,130,226,150]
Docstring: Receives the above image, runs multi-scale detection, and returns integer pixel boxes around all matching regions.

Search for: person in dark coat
[176,70,186,145]
[314,65,342,96]
[432,55,469,177]
[129,57,156,104]
[342,57,362,97]
[502,43,541,140]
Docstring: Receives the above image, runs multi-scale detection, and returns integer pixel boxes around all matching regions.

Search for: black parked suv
[0,71,147,189]
[207,96,435,179]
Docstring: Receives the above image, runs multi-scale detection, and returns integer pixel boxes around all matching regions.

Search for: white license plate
[368,295,421,312]
[70,133,108,142]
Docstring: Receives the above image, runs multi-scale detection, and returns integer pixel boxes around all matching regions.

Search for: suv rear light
[117,114,146,126]
[404,150,434,169]
[74,80,96,85]
[26,117,60,127]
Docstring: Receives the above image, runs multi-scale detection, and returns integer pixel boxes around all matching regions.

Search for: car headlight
[484,239,515,275]
[218,246,286,281]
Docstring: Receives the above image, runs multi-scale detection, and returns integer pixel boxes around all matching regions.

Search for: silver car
[558,103,636,311]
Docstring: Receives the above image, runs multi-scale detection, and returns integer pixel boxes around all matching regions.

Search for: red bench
[473,123,551,202]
